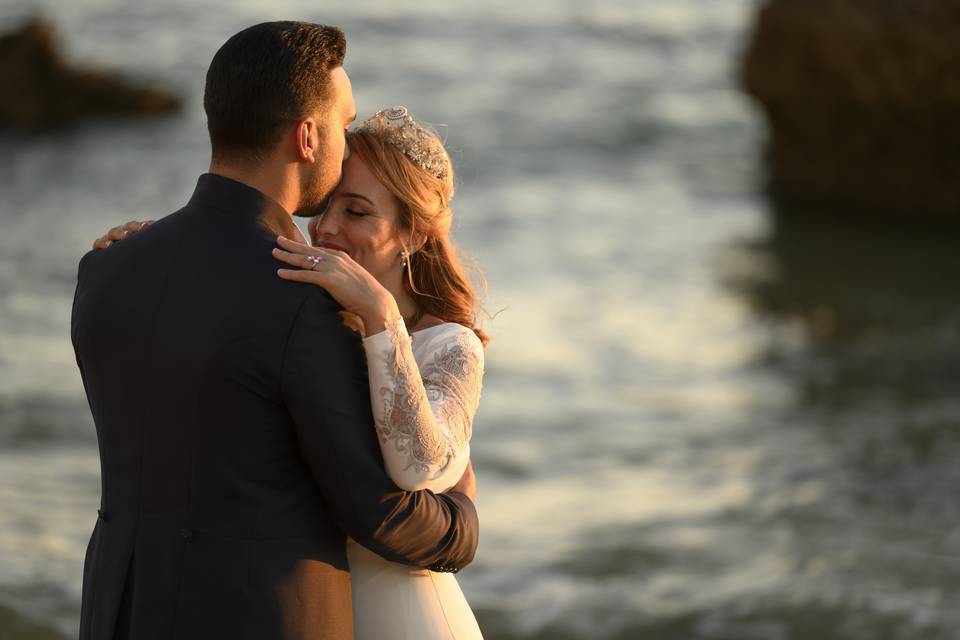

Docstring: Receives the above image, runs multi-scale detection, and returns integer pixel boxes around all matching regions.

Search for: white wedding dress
[347,315,485,639]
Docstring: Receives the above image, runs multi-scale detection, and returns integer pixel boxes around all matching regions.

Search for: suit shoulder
[77,247,99,274]
[76,244,114,283]
[291,285,344,321]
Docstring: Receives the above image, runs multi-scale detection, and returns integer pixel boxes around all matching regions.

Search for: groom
[71,21,478,640]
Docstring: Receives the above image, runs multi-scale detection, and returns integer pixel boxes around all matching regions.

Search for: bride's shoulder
[412,318,483,355]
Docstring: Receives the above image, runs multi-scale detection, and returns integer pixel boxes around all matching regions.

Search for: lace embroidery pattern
[375,316,484,474]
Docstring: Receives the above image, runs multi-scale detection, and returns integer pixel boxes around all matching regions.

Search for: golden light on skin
[306,153,416,320]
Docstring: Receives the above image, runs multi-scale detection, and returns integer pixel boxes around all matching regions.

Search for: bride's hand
[92,220,152,250]
[449,460,477,504]
[273,235,398,336]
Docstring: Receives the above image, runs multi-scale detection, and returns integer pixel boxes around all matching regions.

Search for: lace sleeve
[361,313,484,493]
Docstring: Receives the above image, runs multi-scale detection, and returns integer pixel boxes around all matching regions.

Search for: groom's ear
[295,118,318,163]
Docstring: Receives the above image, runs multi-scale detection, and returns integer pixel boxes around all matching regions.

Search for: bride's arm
[272,236,484,493]
[362,314,483,492]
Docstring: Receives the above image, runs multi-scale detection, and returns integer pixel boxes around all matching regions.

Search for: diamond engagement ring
[306,256,322,270]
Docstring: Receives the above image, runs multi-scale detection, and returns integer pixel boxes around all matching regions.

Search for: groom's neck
[209,160,299,216]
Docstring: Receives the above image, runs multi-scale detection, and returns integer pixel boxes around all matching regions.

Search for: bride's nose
[307,215,321,239]
[311,210,339,238]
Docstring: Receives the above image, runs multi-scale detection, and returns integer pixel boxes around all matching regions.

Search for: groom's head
[204,21,355,210]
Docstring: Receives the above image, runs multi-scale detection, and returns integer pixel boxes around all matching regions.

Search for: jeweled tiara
[354,106,450,181]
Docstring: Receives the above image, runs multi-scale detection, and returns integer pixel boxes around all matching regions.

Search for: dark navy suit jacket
[71,174,478,640]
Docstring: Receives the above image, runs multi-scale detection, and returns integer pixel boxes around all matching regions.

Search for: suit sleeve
[280,290,478,572]
[72,250,97,366]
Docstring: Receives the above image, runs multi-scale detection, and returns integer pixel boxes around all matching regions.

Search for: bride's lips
[315,241,349,254]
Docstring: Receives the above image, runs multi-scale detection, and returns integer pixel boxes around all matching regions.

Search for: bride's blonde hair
[346,126,489,347]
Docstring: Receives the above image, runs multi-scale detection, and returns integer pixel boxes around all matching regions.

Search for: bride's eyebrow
[340,192,376,208]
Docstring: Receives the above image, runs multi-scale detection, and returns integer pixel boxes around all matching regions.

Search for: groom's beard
[293,166,340,218]
[292,194,330,218]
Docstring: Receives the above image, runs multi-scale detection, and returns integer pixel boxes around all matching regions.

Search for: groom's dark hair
[204,21,346,163]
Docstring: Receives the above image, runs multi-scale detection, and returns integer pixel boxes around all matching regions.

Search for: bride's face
[308,153,407,284]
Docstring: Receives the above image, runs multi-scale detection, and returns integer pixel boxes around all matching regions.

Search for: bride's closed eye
[345,208,369,218]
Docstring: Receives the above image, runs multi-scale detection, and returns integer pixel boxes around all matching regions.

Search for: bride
[93,107,487,639]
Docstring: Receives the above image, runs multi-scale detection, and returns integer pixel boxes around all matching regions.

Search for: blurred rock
[0,17,180,130]
[741,0,960,225]
[724,209,960,421]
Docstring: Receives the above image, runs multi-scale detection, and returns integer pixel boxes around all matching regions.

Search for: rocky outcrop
[741,0,960,224]
[0,17,180,130]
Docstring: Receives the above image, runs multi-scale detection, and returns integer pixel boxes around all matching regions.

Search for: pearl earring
[400,249,409,269]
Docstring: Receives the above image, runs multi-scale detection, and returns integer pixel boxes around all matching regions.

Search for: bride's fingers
[276,236,350,263]
[276,235,315,255]
[93,220,153,250]
[276,268,327,285]
[106,227,129,241]
[272,247,326,270]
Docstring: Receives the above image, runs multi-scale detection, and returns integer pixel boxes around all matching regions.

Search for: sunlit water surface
[1,1,959,638]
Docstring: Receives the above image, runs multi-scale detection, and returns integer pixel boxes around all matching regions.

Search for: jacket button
[178,528,193,541]
[97,509,109,522]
